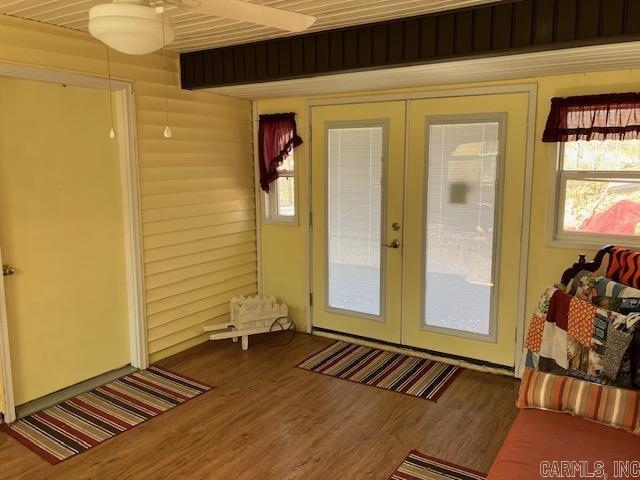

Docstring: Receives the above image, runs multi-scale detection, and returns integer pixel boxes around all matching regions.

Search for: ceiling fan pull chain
[105,44,116,140]
[159,3,172,139]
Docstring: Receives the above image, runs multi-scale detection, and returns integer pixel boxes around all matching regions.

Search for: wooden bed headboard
[560,245,614,286]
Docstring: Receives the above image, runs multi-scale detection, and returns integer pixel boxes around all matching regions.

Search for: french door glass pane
[424,121,500,335]
[327,126,384,316]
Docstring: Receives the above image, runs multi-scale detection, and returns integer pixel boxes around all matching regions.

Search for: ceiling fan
[89,0,317,55]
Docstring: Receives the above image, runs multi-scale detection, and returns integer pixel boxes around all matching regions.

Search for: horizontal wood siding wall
[181,0,640,88]
[0,16,256,362]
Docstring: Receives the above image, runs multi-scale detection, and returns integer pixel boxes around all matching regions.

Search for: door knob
[2,265,15,276]
[382,239,400,249]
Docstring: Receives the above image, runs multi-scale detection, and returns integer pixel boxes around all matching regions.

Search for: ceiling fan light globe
[89,3,175,55]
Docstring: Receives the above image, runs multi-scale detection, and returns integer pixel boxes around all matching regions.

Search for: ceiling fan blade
[192,0,316,32]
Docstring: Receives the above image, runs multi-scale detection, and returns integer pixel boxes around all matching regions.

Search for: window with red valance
[258,113,303,193]
[543,93,640,142]
[543,93,640,243]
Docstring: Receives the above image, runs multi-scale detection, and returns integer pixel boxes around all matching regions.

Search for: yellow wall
[0,15,256,365]
[257,99,310,330]
[258,69,640,347]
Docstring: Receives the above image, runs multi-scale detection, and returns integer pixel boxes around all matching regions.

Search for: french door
[311,93,530,367]
[403,93,529,366]
[311,101,405,343]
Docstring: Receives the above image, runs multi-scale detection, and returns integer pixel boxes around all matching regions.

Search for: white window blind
[327,126,384,316]
[424,121,500,335]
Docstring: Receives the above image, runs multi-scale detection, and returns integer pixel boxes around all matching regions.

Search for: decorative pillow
[518,368,640,436]
[566,271,640,302]
[593,296,640,314]
[633,330,640,389]
[566,270,598,302]
[594,277,640,299]
[607,247,640,289]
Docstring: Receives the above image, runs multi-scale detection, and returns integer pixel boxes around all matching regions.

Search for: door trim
[0,247,15,423]
[305,83,537,377]
[0,63,147,423]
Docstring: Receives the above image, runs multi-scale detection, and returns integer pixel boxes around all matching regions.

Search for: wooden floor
[0,333,519,480]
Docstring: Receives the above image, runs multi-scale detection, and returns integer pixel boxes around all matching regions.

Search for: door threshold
[15,365,137,419]
[312,328,515,377]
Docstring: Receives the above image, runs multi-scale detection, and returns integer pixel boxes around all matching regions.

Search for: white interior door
[0,76,131,406]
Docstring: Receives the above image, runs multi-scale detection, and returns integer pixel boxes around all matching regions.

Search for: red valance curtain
[542,93,640,142]
[258,113,303,192]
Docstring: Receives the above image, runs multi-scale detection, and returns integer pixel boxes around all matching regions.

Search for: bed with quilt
[488,246,640,480]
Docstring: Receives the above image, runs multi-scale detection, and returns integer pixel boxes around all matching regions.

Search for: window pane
[424,122,499,335]
[275,176,295,217]
[562,178,640,236]
[277,153,295,173]
[328,126,383,316]
[563,140,640,171]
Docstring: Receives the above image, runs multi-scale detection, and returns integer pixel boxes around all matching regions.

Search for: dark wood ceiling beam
[180,0,640,90]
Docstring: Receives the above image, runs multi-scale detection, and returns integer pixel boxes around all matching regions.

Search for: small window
[555,139,640,243]
[265,152,297,223]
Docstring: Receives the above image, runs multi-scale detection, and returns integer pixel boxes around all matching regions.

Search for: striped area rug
[390,451,486,480]
[298,341,461,401]
[7,366,211,464]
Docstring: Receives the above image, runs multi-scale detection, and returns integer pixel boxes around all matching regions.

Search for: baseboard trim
[15,365,137,419]
[312,328,515,378]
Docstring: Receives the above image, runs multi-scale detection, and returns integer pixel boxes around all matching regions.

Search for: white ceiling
[0,0,500,52]
[204,41,640,99]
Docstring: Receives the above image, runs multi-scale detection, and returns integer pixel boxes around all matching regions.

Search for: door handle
[2,264,15,276]
[382,239,400,249]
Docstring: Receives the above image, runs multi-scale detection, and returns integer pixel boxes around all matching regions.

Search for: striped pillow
[518,368,640,435]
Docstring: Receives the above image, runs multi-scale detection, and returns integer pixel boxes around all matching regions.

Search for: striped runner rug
[7,366,212,464]
[298,341,461,401]
[390,451,486,480]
